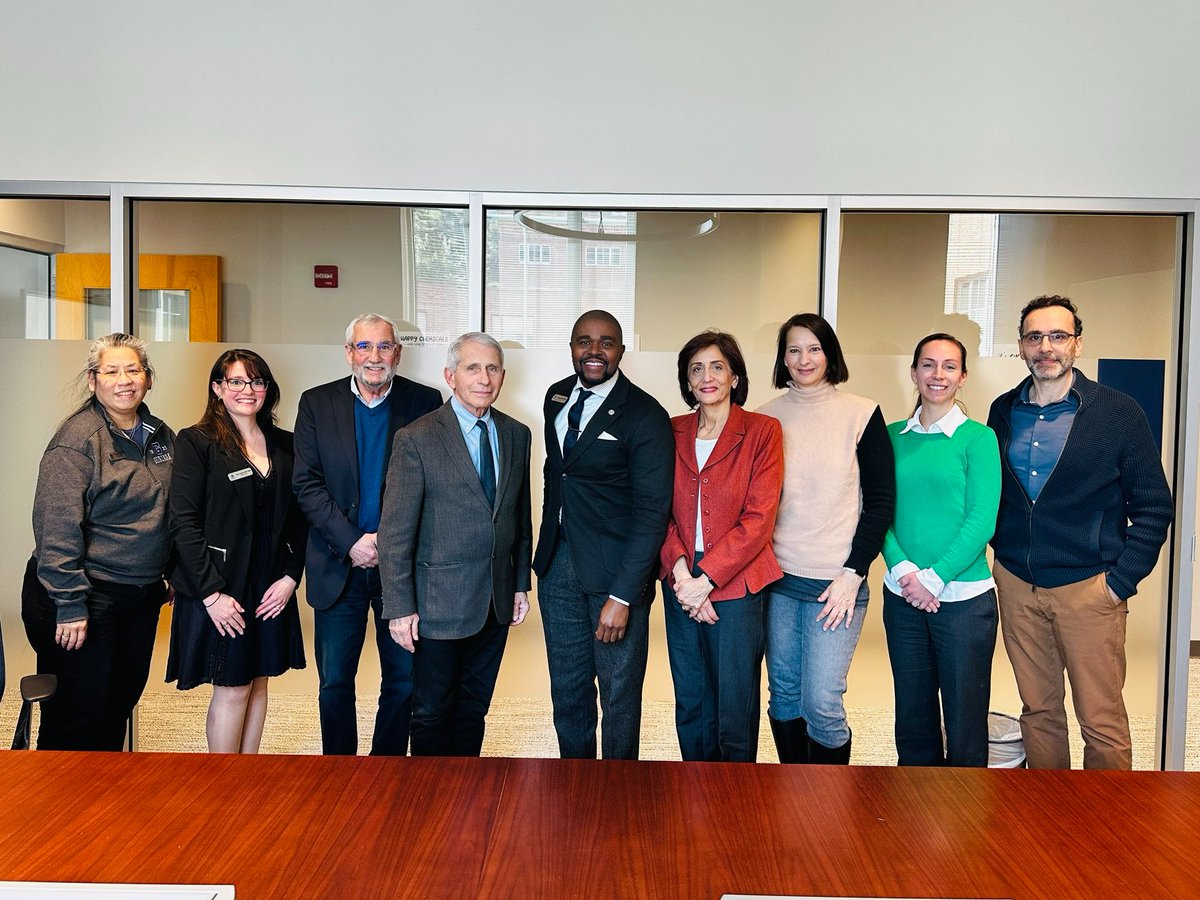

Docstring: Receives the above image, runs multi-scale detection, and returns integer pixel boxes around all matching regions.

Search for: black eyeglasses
[1020,331,1079,347]
[222,377,269,392]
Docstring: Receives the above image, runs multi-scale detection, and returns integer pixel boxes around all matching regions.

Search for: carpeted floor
[4,665,1196,768]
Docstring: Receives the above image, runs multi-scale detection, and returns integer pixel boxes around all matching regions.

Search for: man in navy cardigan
[988,295,1172,770]
[293,314,442,755]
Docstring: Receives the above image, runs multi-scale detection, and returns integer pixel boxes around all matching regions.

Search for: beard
[1026,353,1072,381]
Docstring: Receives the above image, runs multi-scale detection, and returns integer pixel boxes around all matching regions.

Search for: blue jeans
[765,575,867,749]
[663,577,764,763]
[313,567,413,756]
[883,587,997,766]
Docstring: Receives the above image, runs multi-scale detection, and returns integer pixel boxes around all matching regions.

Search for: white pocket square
[598,431,619,441]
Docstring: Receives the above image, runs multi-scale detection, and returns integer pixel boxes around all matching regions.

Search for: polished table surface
[0,751,1197,899]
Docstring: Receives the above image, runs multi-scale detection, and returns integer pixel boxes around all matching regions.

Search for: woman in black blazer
[167,349,308,753]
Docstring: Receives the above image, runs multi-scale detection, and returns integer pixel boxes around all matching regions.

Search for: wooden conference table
[0,751,1196,899]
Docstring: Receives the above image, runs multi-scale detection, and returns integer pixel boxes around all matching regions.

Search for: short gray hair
[344,313,401,346]
[446,332,504,371]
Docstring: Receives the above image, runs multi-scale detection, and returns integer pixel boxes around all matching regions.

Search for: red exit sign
[314,265,338,288]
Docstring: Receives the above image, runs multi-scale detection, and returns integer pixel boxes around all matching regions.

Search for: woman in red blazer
[660,330,784,762]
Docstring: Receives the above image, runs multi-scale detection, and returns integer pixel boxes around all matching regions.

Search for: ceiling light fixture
[514,210,720,243]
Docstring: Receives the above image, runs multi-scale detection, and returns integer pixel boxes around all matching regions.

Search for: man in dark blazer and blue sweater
[988,295,1172,771]
[534,309,673,759]
[293,313,442,755]
[379,332,532,757]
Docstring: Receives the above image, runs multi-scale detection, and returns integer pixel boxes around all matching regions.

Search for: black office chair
[3,620,58,750]
[12,674,56,751]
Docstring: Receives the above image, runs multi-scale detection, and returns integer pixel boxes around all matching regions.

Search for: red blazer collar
[672,404,748,475]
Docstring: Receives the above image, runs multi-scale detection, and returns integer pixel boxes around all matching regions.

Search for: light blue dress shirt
[450,395,499,478]
[1008,374,1079,502]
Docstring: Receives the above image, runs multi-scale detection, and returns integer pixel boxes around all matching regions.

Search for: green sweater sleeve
[880,421,907,570]
[930,425,1001,584]
[882,526,907,570]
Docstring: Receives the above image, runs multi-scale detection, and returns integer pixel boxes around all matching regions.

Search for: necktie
[563,389,593,455]
[476,420,496,507]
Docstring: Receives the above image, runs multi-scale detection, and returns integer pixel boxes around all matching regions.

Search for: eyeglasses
[1020,331,1078,347]
[349,341,399,356]
[222,377,269,392]
[94,367,147,379]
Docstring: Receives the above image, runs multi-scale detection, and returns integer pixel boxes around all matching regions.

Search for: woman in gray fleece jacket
[21,333,175,751]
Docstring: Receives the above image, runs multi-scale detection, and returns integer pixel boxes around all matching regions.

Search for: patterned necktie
[563,389,593,455]
[476,419,496,507]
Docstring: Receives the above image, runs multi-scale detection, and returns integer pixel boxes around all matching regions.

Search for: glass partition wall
[835,211,1185,768]
[0,187,1194,768]
[0,197,111,339]
[133,200,470,345]
[485,208,822,352]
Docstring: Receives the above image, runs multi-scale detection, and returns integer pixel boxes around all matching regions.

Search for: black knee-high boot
[808,729,852,765]
[769,715,810,764]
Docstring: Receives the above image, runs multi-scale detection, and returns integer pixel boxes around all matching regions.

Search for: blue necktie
[563,390,593,455]
[476,419,496,507]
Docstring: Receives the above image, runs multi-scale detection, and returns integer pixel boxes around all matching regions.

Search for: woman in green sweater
[882,333,1000,767]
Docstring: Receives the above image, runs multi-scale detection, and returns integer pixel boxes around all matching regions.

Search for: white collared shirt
[897,403,967,438]
[349,374,394,409]
[883,404,996,603]
[554,371,620,453]
[554,370,626,604]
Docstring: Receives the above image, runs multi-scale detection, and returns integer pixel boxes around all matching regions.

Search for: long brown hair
[197,349,280,458]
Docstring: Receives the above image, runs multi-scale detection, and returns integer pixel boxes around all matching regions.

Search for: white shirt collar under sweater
[899,403,967,437]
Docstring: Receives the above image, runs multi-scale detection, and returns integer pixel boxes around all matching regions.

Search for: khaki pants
[994,561,1131,770]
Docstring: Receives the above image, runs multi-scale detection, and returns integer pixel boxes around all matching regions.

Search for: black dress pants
[21,556,165,751]
[409,613,510,757]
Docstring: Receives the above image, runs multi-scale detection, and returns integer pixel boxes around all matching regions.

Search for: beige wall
[62,201,110,253]
[838,213,1179,359]
[0,199,65,252]
[838,214,952,355]
[0,199,108,254]
[2,3,1198,199]
[137,202,407,344]
[634,212,821,354]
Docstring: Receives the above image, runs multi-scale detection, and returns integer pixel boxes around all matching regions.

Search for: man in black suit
[293,313,442,755]
[379,332,532,757]
[534,309,673,759]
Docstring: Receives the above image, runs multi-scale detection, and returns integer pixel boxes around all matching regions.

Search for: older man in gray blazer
[379,332,532,757]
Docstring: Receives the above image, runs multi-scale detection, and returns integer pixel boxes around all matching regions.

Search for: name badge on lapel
[228,467,254,482]
[551,393,570,403]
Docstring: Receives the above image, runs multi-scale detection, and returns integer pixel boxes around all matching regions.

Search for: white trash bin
[987,711,1026,768]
